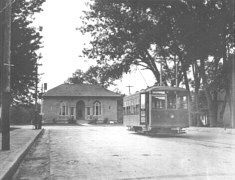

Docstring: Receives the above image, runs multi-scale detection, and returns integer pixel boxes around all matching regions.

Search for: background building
[42,83,122,123]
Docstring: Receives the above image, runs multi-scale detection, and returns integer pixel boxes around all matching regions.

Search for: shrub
[88,116,98,124]
[52,118,57,124]
[68,117,76,124]
[10,105,35,124]
[103,118,109,124]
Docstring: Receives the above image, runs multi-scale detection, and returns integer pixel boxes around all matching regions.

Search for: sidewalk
[0,126,43,180]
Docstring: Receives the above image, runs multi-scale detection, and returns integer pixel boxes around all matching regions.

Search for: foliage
[10,104,35,124]
[67,66,116,88]
[0,0,45,104]
[88,116,98,124]
[103,117,109,124]
[68,117,76,124]
[80,0,234,127]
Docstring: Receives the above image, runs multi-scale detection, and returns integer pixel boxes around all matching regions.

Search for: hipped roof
[43,83,121,98]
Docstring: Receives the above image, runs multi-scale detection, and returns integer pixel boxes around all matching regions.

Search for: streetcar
[123,86,190,134]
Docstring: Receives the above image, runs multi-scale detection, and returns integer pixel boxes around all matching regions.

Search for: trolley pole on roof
[1,0,12,151]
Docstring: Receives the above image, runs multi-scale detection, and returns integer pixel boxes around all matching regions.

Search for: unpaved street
[15,125,235,179]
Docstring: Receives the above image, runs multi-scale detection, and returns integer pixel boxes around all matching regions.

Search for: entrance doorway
[76,100,85,120]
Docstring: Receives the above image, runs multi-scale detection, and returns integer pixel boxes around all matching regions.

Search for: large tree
[67,66,116,88]
[177,0,234,126]
[81,0,234,127]
[0,0,45,104]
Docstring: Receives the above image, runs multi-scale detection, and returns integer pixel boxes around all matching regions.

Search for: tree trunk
[200,60,217,127]
[219,89,230,126]
[191,63,201,126]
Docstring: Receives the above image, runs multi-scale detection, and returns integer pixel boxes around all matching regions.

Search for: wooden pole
[0,0,3,130]
[0,0,4,108]
[1,0,12,151]
[34,62,38,129]
[126,85,133,95]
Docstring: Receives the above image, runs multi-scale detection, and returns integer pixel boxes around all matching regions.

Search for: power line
[136,66,149,87]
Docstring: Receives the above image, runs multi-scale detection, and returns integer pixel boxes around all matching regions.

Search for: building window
[93,101,101,115]
[87,107,91,115]
[60,103,68,116]
[70,107,75,117]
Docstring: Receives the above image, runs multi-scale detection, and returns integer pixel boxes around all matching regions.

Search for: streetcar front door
[140,93,149,125]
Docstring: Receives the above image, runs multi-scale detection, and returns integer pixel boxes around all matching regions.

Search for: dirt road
[14,125,235,179]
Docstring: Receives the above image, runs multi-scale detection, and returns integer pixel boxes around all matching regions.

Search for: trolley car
[123,86,189,134]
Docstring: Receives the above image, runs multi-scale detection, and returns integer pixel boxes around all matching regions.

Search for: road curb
[1,129,44,180]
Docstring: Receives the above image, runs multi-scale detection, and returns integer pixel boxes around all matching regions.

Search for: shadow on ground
[130,131,191,139]
[0,127,20,133]
[42,123,84,126]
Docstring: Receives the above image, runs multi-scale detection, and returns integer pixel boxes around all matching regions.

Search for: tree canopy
[80,0,234,126]
[0,0,45,104]
[81,0,233,84]
[66,66,116,88]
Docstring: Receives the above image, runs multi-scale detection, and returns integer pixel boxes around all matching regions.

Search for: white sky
[35,0,156,95]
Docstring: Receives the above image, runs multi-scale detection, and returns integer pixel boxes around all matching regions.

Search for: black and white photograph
[0,0,235,179]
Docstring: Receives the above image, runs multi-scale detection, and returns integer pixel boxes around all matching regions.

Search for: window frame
[60,102,68,116]
[87,107,91,116]
[93,101,101,115]
[152,94,167,109]
[70,106,75,117]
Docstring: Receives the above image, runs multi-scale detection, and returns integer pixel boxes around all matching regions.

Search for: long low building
[41,83,123,123]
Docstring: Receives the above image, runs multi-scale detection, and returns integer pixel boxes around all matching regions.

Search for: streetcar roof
[124,86,188,99]
[145,86,188,92]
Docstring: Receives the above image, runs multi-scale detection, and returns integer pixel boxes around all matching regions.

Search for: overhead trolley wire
[136,65,149,87]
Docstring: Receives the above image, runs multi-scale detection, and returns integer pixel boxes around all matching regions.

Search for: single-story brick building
[41,83,123,123]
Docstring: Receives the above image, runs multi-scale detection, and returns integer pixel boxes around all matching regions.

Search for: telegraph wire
[136,66,149,87]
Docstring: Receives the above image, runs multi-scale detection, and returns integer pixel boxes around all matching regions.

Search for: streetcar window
[176,94,188,109]
[127,106,131,114]
[123,98,140,115]
[140,94,146,109]
[152,95,166,109]
[140,110,145,123]
[130,100,134,114]
[135,104,140,114]
[167,91,176,109]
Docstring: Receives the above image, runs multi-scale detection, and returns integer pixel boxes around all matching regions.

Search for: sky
[35,0,156,95]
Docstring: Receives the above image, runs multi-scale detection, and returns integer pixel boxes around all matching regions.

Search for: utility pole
[1,0,12,151]
[34,62,39,129]
[0,0,3,130]
[126,85,133,95]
